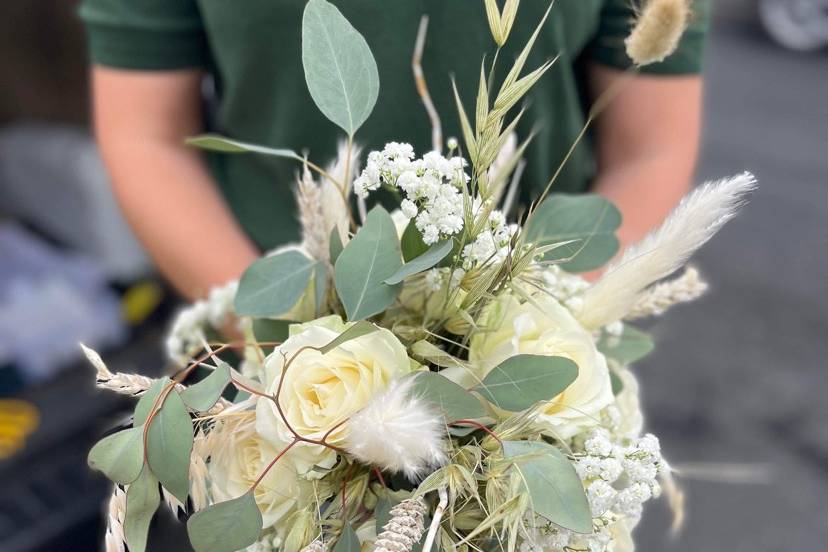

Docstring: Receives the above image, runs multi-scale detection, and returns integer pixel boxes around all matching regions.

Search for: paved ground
[635,21,828,552]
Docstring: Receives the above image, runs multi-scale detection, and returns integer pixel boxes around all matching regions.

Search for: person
[79,0,710,301]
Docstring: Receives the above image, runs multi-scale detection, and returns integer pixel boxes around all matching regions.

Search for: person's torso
[196,0,605,249]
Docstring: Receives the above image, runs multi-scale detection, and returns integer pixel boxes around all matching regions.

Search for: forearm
[100,138,259,301]
[91,67,258,301]
[592,153,693,248]
[588,64,702,250]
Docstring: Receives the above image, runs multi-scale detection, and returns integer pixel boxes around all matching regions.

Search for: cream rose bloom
[256,316,414,473]
[209,416,311,534]
[468,293,614,439]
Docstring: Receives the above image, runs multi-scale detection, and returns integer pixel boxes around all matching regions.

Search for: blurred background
[0,1,826,550]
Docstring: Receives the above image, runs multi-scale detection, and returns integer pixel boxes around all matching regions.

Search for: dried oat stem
[413,16,443,152]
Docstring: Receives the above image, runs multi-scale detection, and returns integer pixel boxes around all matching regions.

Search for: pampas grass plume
[344,376,446,481]
[625,0,690,67]
[578,172,755,329]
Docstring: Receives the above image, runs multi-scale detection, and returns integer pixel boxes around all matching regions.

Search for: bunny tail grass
[578,172,755,329]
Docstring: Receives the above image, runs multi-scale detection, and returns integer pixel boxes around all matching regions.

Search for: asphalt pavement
[635,20,828,552]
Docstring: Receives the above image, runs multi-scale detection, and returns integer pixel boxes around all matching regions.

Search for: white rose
[209,417,311,533]
[256,316,414,473]
[468,293,614,439]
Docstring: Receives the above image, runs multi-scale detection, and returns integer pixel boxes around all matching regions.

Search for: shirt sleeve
[78,0,209,70]
[589,0,712,74]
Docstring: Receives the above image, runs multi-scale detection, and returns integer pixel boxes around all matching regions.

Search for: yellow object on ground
[0,399,40,459]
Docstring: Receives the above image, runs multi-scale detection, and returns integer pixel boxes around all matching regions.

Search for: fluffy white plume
[296,165,328,263]
[577,172,756,329]
[344,376,446,481]
[295,140,361,263]
[323,140,361,246]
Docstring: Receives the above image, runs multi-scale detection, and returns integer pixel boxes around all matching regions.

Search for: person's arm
[588,64,702,249]
[90,67,259,301]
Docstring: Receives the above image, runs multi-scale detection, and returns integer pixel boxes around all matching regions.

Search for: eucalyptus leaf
[252,318,294,346]
[302,0,379,136]
[329,227,344,263]
[234,250,315,317]
[375,497,394,532]
[503,441,592,533]
[598,325,655,365]
[187,492,263,552]
[400,219,429,262]
[146,389,193,503]
[474,355,578,412]
[409,371,486,422]
[314,262,328,314]
[186,135,301,160]
[87,426,145,485]
[610,370,624,395]
[134,377,170,427]
[180,360,231,412]
[334,522,360,552]
[334,207,403,320]
[124,465,160,552]
[525,194,621,272]
[318,320,377,354]
[384,240,453,284]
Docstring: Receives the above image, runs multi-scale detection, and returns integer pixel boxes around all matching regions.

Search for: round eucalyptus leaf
[187,492,263,552]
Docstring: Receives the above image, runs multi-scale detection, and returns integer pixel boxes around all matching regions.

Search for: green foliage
[503,441,592,533]
[400,219,429,262]
[87,426,144,485]
[374,497,393,532]
[314,262,328,314]
[302,0,379,136]
[524,194,622,272]
[134,377,169,427]
[384,240,453,284]
[318,320,378,354]
[234,250,316,317]
[329,228,344,263]
[124,465,160,552]
[252,318,294,345]
[187,492,263,552]
[180,361,231,412]
[334,522,360,552]
[598,325,655,364]
[474,355,578,412]
[186,135,300,160]
[610,370,624,395]
[409,371,487,422]
[146,390,193,503]
[334,207,402,320]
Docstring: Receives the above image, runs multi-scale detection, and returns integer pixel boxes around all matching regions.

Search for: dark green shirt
[79,0,710,251]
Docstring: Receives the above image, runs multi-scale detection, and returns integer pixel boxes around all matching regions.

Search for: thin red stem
[450,419,502,445]
[373,467,387,488]
[249,438,298,492]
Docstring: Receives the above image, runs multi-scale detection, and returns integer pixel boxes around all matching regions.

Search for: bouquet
[85,1,754,551]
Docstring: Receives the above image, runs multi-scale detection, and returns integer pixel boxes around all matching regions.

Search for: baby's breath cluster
[165,280,238,363]
[354,142,470,244]
[520,431,663,552]
[460,208,517,269]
